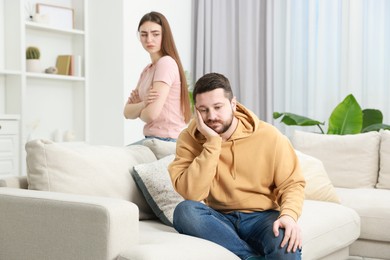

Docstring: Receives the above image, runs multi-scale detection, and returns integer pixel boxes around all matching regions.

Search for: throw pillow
[142,138,176,159]
[132,154,184,226]
[292,130,380,188]
[26,139,157,219]
[295,150,340,203]
[377,130,390,189]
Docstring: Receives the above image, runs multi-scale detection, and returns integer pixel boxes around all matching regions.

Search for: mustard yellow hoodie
[168,103,305,221]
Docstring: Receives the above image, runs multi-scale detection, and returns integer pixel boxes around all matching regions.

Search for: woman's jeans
[173,200,302,260]
[129,136,177,145]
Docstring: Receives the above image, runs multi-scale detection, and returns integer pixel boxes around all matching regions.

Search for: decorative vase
[26,59,42,73]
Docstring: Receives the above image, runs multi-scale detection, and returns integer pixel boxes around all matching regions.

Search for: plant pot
[26,59,42,73]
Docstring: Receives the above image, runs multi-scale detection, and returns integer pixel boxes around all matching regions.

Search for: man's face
[195,88,236,134]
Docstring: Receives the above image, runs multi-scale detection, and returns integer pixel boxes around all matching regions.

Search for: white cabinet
[0,116,19,177]
[0,0,88,175]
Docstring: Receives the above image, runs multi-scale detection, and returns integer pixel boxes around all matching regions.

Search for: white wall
[89,0,192,145]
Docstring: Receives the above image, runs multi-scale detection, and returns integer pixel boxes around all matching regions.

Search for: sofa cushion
[132,155,184,226]
[377,130,390,189]
[26,139,157,219]
[118,220,240,260]
[336,187,390,242]
[299,200,360,259]
[295,151,340,203]
[292,131,380,188]
[142,138,176,159]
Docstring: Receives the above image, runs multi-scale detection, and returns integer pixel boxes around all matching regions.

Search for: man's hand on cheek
[195,109,219,139]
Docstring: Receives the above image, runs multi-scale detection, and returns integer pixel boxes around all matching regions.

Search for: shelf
[0,114,20,120]
[0,70,22,76]
[1,0,88,176]
[26,72,85,81]
[25,21,84,36]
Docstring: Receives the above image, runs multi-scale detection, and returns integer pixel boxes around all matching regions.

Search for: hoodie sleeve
[273,134,306,221]
[168,129,222,201]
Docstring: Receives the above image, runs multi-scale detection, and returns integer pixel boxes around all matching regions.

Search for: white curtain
[192,0,390,133]
[192,0,273,122]
[272,0,390,135]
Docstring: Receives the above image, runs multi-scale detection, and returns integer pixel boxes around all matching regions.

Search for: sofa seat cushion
[336,187,390,242]
[120,202,360,260]
[118,220,240,260]
[299,200,360,260]
[292,131,380,188]
[26,139,157,219]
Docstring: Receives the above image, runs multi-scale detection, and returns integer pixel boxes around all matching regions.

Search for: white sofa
[0,138,362,260]
[292,130,390,260]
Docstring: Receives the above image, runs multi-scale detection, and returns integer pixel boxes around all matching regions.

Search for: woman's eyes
[140,33,160,38]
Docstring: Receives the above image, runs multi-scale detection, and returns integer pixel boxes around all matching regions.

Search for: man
[168,73,305,260]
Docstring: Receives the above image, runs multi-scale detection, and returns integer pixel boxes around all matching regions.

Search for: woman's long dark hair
[138,11,192,123]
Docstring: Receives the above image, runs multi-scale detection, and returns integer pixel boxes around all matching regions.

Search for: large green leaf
[327,94,362,135]
[273,112,325,133]
[362,123,390,132]
[362,109,383,129]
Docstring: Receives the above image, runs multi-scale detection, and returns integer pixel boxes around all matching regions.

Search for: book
[69,55,73,76]
[56,55,72,75]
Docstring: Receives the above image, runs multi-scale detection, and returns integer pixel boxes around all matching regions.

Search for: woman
[124,11,192,143]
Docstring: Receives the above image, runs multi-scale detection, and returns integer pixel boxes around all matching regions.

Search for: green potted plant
[274,94,390,135]
[26,46,42,73]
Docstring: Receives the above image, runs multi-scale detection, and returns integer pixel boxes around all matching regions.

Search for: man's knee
[264,228,301,259]
[173,200,205,229]
[174,200,201,217]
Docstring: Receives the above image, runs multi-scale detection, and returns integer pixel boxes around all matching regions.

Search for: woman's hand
[128,89,141,104]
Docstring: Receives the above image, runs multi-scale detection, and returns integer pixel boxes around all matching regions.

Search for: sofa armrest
[0,176,28,189]
[0,188,139,260]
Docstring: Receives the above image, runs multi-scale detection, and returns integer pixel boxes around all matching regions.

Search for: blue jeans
[129,136,177,145]
[145,136,177,142]
[173,200,301,260]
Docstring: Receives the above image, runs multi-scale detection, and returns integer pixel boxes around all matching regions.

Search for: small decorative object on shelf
[45,66,58,74]
[26,46,42,73]
[25,1,34,21]
[33,13,50,24]
[36,3,74,30]
[26,46,40,59]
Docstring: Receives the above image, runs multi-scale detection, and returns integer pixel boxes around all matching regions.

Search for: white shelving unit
[0,115,20,178]
[0,0,88,175]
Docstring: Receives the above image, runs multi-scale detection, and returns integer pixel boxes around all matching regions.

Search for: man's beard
[206,113,234,135]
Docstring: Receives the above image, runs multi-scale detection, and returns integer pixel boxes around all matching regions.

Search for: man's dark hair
[192,73,233,104]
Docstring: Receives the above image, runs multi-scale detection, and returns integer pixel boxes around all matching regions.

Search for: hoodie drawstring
[231,140,236,179]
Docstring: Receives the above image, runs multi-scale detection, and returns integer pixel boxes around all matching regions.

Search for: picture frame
[36,3,74,30]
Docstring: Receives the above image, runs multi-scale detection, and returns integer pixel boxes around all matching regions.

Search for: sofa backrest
[292,131,381,188]
[378,130,390,189]
[25,139,158,219]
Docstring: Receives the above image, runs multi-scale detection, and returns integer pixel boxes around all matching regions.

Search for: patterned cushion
[132,155,184,226]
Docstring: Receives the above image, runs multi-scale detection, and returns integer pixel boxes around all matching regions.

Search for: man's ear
[231,97,237,110]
